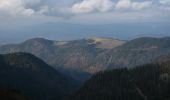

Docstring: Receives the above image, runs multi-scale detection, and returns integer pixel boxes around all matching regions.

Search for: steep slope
[0,37,124,73]
[94,37,170,70]
[57,68,92,83]
[0,53,78,100]
[68,60,170,100]
[0,37,170,73]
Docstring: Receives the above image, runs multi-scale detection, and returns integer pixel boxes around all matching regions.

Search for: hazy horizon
[1,1,170,100]
[0,0,170,44]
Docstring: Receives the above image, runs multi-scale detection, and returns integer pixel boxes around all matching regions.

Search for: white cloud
[22,0,41,6]
[115,0,131,10]
[22,9,35,16]
[0,0,169,23]
[37,6,49,14]
[0,0,47,16]
[71,0,153,14]
[159,0,170,10]
[0,0,35,16]
[115,0,152,10]
[71,0,114,14]
[159,0,170,5]
[132,1,152,10]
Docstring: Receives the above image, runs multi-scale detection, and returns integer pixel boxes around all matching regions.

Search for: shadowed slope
[0,53,78,100]
[68,60,170,100]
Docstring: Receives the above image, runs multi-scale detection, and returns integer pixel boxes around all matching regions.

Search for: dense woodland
[68,60,170,100]
[0,53,79,100]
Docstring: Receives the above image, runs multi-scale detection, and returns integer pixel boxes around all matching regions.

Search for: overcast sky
[0,0,170,24]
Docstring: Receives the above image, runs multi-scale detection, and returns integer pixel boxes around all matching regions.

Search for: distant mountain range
[0,37,170,74]
[0,53,78,100]
[97,37,170,70]
[68,59,170,100]
[0,36,170,100]
[0,37,124,73]
[1,22,170,44]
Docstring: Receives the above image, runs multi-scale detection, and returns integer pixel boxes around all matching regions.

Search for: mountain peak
[23,38,52,44]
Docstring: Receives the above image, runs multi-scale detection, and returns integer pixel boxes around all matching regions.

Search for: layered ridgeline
[68,60,170,100]
[0,53,78,100]
[0,37,125,74]
[0,37,170,73]
[96,37,170,69]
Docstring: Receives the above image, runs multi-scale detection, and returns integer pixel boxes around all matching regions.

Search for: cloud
[70,0,154,14]
[71,0,115,14]
[132,1,152,10]
[0,0,51,16]
[0,0,34,16]
[0,0,77,17]
[115,0,131,9]
[115,0,152,10]
[0,0,168,16]
[159,0,170,5]
[0,0,170,23]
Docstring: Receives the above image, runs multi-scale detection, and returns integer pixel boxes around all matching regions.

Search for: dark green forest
[0,53,79,100]
[68,60,170,100]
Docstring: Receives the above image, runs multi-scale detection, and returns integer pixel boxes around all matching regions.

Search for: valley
[0,0,170,99]
[0,36,170,100]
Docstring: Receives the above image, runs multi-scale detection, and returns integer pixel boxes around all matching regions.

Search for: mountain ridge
[0,52,79,100]
[0,37,170,73]
[0,37,125,73]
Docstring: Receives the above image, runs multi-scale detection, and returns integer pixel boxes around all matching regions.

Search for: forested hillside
[68,60,170,100]
[95,37,170,70]
[0,53,78,100]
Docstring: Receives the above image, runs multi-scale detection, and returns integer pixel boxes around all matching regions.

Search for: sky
[0,0,170,43]
[0,0,170,23]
